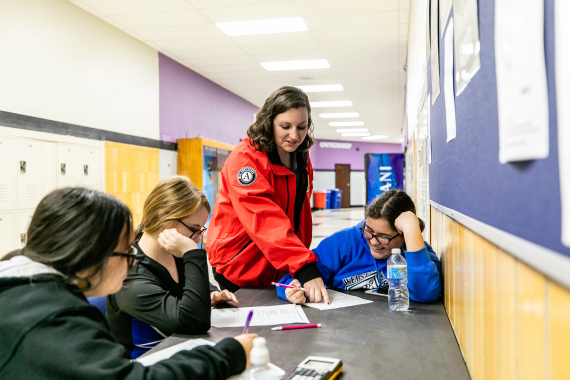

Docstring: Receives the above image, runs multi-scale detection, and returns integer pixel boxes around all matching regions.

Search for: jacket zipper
[226,238,252,264]
[285,176,290,216]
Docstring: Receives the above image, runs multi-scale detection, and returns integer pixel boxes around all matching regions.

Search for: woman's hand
[285,279,306,305]
[211,289,238,306]
[394,211,425,251]
[234,333,259,368]
[157,228,199,258]
[303,277,330,304]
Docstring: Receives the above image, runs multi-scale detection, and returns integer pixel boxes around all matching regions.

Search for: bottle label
[388,266,407,279]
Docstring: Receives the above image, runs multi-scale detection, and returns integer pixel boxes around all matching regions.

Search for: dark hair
[11,187,132,288]
[366,189,425,232]
[247,86,315,152]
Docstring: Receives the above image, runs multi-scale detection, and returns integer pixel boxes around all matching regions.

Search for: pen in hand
[243,310,254,334]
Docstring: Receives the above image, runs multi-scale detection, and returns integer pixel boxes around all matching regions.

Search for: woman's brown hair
[247,86,315,152]
[366,189,425,232]
[136,176,210,238]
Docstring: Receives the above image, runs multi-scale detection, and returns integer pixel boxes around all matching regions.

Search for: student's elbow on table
[177,309,211,334]
[410,277,442,303]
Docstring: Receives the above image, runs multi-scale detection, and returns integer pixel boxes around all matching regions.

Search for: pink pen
[271,281,306,291]
[271,324,321,331]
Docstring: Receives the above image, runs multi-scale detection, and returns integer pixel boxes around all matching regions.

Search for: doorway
[335,164,351,208]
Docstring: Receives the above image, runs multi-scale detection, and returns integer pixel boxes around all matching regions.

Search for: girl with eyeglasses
[0,187,256,379]
[107,176,238,359]
[276,189,442,305]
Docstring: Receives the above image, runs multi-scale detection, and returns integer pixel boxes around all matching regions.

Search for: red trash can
[313,191,327,209]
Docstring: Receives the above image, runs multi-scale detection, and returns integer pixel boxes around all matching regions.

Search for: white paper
[136,339,214,366]
[556,0,570,247]
[444,18,457,142]
[440,0,452,37]
[304,290,373,310]
[428,94,432,164]
[431,0,440,103]
[453,0,481,95]
[211,305,309,328]
[228,363,286,380]
[495,0,549,163]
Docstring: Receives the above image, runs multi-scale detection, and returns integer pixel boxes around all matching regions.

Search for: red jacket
[207,138,319,287]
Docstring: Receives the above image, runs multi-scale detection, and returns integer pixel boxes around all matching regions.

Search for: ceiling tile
[157,36,237,50]
[295,0,398,16]
[229,32,316,47]
[198,3,300,23]
[188,0,291,9]
[311,25,399,42]
[240,41,321,55]
[71,1,104,16]
[133,24,224,40]
[317,36,400,51]
[399,24,409,35]
[198,63,264,73]
[205,70,274,80]
[174,46,247,59]
[399,9,409,23]
[183,55,257,66]
[110,10,210,29]
[303,11,399,30]
[80,0,194,16]
[399,0,411,10]
[250,51,326,62]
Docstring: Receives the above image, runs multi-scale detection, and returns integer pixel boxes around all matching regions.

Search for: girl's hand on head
[211,289,238,306]
[394,211,422,235]
[285,279,306,305]
[157,228,199,258]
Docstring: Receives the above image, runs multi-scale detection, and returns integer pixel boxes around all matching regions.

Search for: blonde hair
[136,176,210,238]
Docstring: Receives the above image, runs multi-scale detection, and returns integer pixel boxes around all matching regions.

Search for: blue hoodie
[277,221,442,303]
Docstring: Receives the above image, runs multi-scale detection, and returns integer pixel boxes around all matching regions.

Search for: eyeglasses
[360,223,401,245]
[111,245,142,267]
[178,220,207,239]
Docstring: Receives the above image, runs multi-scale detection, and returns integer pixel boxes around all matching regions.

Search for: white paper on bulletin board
[444,17,456,142]
[431,0,440,103]
[453,0,481,95]
[440,0,452,37]
[495,0,549,163]
[556,0,570,247]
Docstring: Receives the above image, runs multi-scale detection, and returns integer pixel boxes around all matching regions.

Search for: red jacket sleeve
[225,151,317,278]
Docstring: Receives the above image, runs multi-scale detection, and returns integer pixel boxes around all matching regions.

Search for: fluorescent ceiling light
[329,121,364,127]
[341,132,370,137]
[362,135,389,140]
[261,59,329,71]
[319,112,359,118]
[216,17,308,36]
[310,101,352,108]
[295,84,343,92]
[336,128,368,133]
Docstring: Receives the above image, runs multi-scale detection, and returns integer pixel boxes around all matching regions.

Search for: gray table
[143,288,469,380]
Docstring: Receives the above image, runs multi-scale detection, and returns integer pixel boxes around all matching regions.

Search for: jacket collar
[266,148,308,176]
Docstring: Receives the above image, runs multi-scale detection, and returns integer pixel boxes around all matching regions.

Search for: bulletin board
[427,0,570,258]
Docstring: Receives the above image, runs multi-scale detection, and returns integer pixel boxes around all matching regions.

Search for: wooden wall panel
[549,281,570,379]
[472,233,485,380]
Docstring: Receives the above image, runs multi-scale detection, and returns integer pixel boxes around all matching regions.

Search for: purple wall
[159,54,259,144]
[309,139,403,170]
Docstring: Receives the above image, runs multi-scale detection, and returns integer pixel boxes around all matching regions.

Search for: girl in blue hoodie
[277,189,442,304]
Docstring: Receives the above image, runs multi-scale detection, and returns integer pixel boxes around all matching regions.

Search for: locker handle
[84,165,88,176]
[20,233,26,246]
[61,163,66,175]
[20,161,26,174]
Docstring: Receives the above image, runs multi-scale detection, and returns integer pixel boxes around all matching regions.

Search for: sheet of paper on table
[304,289,373,310]
[211,304,309,328]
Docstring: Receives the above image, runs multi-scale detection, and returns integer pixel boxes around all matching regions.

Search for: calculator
[285,356,343,380]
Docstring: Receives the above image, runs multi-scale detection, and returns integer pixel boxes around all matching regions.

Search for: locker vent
[0,184,6,202]
[25,184,36,201]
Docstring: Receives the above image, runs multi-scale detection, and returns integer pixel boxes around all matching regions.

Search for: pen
[243,310,254,334]
[271,281,306,291]
[271,324,321,331]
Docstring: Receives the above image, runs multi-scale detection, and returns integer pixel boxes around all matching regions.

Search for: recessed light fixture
[310,101,352,108]
[336,128,368,133]
[329,121,364,127]
[319,113,360,118]
[216,17,308,36]
[341,132,370,137]
[261,59,329,71]
[362,135,389,140]
[295,84,343,92]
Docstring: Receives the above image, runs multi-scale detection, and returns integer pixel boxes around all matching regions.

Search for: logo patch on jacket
[237,167,257,186]
[342,270,389,292]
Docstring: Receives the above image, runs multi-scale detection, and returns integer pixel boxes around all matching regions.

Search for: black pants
[212,267,241,293]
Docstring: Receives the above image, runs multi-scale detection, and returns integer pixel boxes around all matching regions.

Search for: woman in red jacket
[207,86,329,304]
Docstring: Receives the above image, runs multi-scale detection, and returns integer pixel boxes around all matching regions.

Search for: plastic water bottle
[387,248,409,311]
[241,337,280,380]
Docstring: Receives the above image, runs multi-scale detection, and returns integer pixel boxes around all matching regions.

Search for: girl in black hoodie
[0,187,255,380]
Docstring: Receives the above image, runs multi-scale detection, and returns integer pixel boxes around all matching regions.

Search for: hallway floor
[310,207,365,249]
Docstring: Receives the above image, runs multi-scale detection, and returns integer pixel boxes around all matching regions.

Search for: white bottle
[241,337,280,380]
[387,248,409,311]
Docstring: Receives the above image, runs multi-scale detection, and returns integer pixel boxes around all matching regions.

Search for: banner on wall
[365,154,405,205]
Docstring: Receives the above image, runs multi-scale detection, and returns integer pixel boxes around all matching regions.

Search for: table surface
[142,288,470,380]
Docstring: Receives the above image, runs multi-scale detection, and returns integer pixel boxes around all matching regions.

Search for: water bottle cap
[250,337,270,366]
[391,248,401,254]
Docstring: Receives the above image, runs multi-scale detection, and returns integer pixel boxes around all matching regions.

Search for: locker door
[17,139,43,210]
[0,213,16,257]
[16,211,33,249]
[57,144,81,188]
[81,147,102,190]
[42,141,57,197]
[0,137,15,212]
